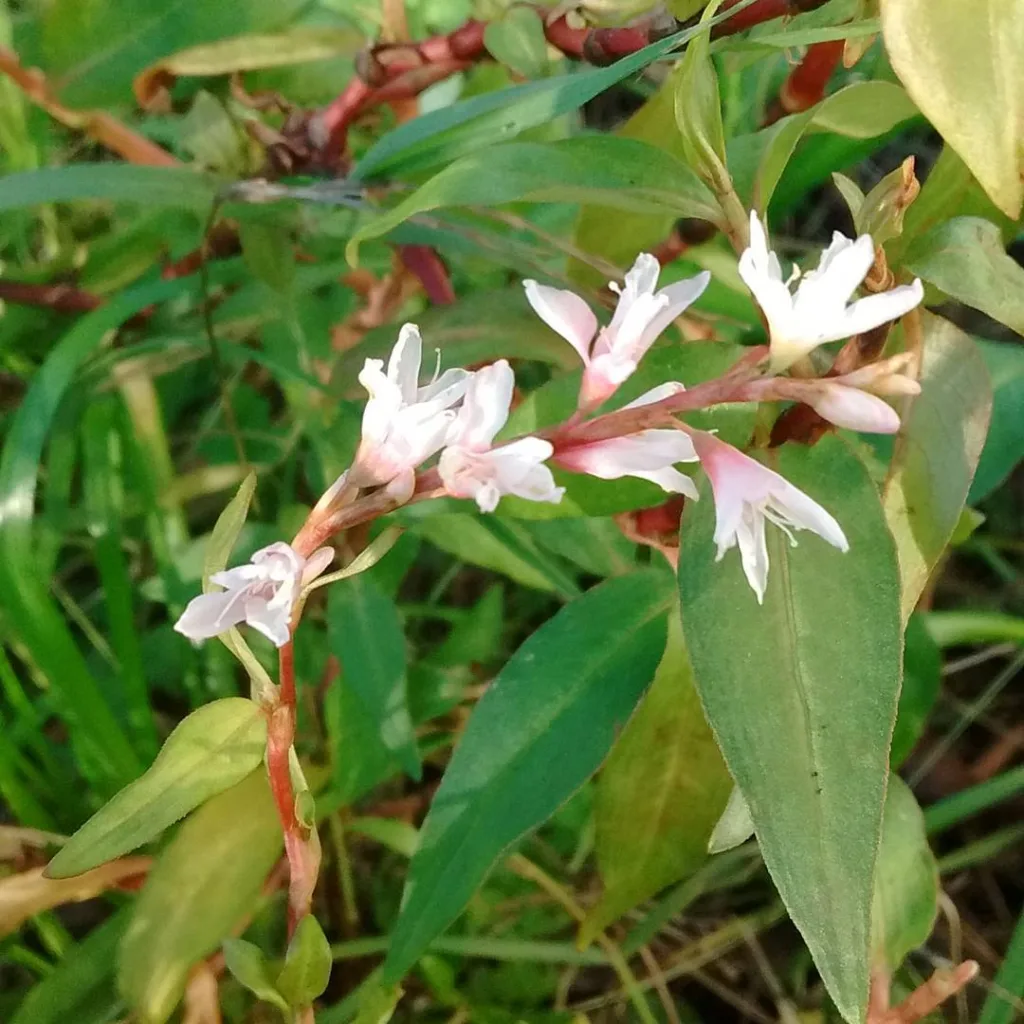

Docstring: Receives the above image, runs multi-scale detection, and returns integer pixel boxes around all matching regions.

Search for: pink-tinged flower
[354,323,469,494]
[439,360,563,513]
[738,211,924,372]
[690,430,848,603]
[524,255,710,407]
[556,383,700,498]
[804,353,922,433]
[174,543,334,647]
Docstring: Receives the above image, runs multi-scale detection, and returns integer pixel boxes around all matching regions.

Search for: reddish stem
[764,39,845,125]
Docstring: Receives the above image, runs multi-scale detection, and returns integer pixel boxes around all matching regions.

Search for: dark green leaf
[891,615,941,769]
[276,914,334,1008]
[584,611,731,941]
[328,575,420,780]
[382,571,674,982]
[870,777,938,969]
[679,436,903,1024]
[47,698,266,878]
[883,314,992,620]
[118,769,283,1024]
[971,339,1024,501]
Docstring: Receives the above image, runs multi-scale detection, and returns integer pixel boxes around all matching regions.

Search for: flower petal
[735,510,769,604]
[243,596,293,647]
[388,323,424,404]
[771,479,849,553]
[174,588,250,642]
[301,546,335,586]
[523,280,598,364]
[557,430,698,483]
[632,271,711,350]
[449,360,514,450]
[832,279,925,340]
[806,383,902,434]
[739,219,796,337]
[607,252,661,334]
[623,381,686,410]
[794,232,874,314]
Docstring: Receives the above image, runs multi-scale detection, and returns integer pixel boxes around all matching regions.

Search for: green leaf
[904,218,1024,335]
[880,0,1024,218]
[410,512,581,596]
[891,615,941,769]
[728,81,918,210]
[583,611,731,941]
[679,436,903,1024]
[348,137,719,262]
[382,571,674,982]
[971,339,1024,502]
[524,518,637,578]
[883,314,992,621]
[0,165,221,213]
[276,914,334,1008]
[40,0,306,106]
[708,785,755,855]
[328,574,420,780]
[870,777,938,970]
[352,19,738,182]
[483,7,549,79]
[46,698,267,878]
[222,938,289,1012]
[118,769,283,1024]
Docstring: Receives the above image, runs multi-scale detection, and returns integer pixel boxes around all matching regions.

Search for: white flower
[524,255,710,407]
[690,430,848,603]
[354,323,469,493]
[174,543,334,647]
[804,353,922,434]
[556,383,700,498]
[738,211,924,372]
[438,360,563,513]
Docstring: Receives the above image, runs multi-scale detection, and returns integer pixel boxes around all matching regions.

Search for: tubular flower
[439,360,563,513]
[524,255,710,408]
[556,384,700,498]
[690,430,848,603]
[804,353,922,434]
[738,211,924,372]
[353,323,469,494]
[174,543,334,647]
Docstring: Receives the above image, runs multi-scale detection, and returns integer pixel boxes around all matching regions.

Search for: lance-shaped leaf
[678,436,903,1024]
[46,698,267,878]
[382,571,674,982]
[883,314,992,621]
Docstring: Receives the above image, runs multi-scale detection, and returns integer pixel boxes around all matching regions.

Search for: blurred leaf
[240,220,296,292]
[870,777,938,969]
[523,518,636,577]
[483,8,549,79]
[0,856,149,937]
[134,27,361,107]
[349,137,719,261]
[383,571,674,982]
[180,91,251,174]
[891,615,941,769]
[0,164,220,213]
[411,512,581,595]
[904,217,1024,335]
[354,980,403,1024]
[47,698,266,878]
[679,436,903,1024]
[728,81,918,209]
[118,769,283,1024]
[353,20,736,181]
[328,575,420,780]
[970,339,1024,502]
[980,904,1024,1024]
[429,584,505,666]
[880,0,1024,218]
[708,785,755,855]
[222,938,289,1011]
[883,314,992,621]
[584,611,731,941]
[10,907,130,1024]
[40,0,305,107]
[277,914,333,1008]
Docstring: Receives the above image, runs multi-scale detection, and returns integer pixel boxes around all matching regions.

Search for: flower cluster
[175,211,924,643]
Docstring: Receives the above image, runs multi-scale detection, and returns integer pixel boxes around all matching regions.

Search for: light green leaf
[971,339,1024,502]
[679,436,903,1024]
[46,698,267,878]
[904,217,1024,336]
[891,615,941,769]
[119,769,283,1024]
[348,137,719,262]
[883,314,992,621]
[708,785,755,855]
[382,571,674,983]
[222,938,289,1011]
[870,777,938,970]
[277,914,333,1008]
[584,611,732,942]
[880,0,1024,218]
[328,574,420,780]
[483,7,549,79]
